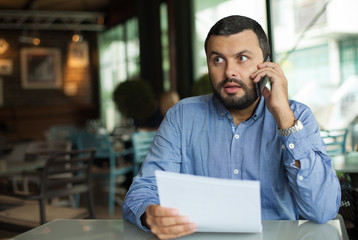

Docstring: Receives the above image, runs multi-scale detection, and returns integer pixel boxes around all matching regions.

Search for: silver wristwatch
[278,119,304,136]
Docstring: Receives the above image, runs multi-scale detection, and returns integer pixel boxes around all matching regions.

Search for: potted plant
[113,79,163,130]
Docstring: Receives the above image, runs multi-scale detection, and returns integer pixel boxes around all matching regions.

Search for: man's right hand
[142,204,197,240]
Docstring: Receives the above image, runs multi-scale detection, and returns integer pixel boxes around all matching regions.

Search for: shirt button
[281,144,285,149]
[234,169,239,174]
[234,134,239,139]
[298,176,304,181]
[289,143,295,149]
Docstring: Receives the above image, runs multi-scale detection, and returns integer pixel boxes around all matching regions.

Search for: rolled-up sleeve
[281,106,341,223]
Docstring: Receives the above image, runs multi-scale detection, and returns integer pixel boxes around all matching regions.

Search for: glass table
[13,217,348,240]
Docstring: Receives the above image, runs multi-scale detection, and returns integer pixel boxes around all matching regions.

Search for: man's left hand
[251,61,295,129]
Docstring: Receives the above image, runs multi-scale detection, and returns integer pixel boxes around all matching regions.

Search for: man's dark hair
[204,15,271,60]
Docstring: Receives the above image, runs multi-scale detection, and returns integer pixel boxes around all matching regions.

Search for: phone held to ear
[255,56,271,97]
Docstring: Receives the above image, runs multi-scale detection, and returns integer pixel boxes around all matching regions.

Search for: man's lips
[224,83,241,94]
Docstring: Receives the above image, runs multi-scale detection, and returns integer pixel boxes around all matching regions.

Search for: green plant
[113,79,158,122]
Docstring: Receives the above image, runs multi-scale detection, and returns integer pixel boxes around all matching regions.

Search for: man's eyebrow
[209,50,223,56]
[209,49,254,57]
[235,50,253,56]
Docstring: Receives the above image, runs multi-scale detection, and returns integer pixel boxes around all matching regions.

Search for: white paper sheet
[155,171,262,233]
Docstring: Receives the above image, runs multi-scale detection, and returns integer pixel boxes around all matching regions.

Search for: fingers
[151,222,197,240]
[251,63,288,94]
[148,214,190,227]
[145,205,197,240]
[258,62,284,75]
[251,61,283,81]
[146,205,191,228]
[147,204,179,217]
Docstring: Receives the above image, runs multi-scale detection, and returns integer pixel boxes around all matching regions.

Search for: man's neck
[229,97,261,126]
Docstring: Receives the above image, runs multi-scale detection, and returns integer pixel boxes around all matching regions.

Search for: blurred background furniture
[332,151,358,238]
[10,140,72,195]
[321,128,348,156]
[131,131,156,177]
[76,130,133,215]
[0,148,96,231]
[45,125,78,146]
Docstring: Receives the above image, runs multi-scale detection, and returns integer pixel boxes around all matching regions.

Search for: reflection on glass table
[13,216,348,240]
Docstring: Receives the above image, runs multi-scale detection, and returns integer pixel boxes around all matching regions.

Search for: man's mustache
[219,78,245,88]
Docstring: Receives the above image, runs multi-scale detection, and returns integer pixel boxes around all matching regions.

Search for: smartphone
[255,56,271,97]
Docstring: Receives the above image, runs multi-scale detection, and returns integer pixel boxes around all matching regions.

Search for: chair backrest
[47,125,78,144]
[131,131,156,176]
[76,131,134,168]
[321,129,349,156]
[39,148,96,223]
[76,131,116,166]
[25,140,72,161]
[76,131,111,155]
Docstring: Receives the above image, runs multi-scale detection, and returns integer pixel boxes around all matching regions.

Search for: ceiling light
[32,37,40,46]
[72,34,83,43]
[19,36,41,46]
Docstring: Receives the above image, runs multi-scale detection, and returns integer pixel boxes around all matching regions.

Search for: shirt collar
[212,95,230,119]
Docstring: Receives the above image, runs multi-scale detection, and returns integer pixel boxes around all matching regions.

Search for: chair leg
[87,190,96,219]
[39,199,46,224]
[108,174,115,215]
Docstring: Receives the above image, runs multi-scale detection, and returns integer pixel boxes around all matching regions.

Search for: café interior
[0,0,358,239]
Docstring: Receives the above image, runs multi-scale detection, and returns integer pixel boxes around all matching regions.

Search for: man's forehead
[206,30,261,54]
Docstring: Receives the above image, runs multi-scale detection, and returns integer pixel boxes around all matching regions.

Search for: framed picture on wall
[20,48,62,89]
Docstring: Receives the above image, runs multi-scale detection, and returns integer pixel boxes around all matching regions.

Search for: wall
[0,30,99,140]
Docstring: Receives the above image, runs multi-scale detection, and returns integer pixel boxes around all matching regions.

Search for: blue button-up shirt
[123,94,341,231]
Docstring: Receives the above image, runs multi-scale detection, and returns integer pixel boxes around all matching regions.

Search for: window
[192,0,267,81]
[272,0,358,132]
[278,44,329,98]
[294,0,327,30]
[340,37,358,83]
[160,2,171,91]
[98,18,140,131]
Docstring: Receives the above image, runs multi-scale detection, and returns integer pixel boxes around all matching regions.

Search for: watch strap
[278,119,304,136]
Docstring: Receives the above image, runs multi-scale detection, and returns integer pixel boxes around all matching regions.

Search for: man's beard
[211,77,258,110]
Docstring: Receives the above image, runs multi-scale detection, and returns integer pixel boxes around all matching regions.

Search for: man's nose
[225,60,239,79]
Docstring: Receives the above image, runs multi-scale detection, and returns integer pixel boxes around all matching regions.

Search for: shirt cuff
[135,201,159,232]
[280,127,322,160]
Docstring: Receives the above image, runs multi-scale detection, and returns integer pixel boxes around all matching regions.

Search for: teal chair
[47,125,78,144]
[320,129,349,156]
[76,131,133,215]
[131,131,156,177]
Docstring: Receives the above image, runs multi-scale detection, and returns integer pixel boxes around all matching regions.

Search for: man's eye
[214,57,223,63]
[238,56,248,62]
